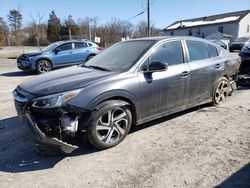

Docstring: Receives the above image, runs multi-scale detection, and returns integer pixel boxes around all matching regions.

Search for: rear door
[52,42,74,66]
[72,42,89,63]
[185,40,222,105]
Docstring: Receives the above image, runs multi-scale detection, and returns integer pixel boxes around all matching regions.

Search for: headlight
[32,89,83,108]
[27,56,35,61]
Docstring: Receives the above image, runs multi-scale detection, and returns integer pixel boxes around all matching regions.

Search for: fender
[85,89,140,117]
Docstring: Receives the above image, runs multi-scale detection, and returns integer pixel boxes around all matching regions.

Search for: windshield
[85,40,156,72]
[42,42,60,52]
[235,37,249,42]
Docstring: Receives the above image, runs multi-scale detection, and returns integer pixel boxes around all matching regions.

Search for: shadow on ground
[0,71,35,77]
[216,163,250,188]
[0,116,99,173]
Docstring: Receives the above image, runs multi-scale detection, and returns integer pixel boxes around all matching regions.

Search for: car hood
[231,42,245,45]
[19,66,117,97]
[23,51,43,57]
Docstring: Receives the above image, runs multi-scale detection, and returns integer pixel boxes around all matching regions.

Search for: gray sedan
[13,36,241,154]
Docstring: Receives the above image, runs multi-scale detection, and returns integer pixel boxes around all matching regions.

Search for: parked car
[229,37,250,52]
[237,39,250,86]
[13,36,241,154]
[17,40,101,74]
[210,40,227,49]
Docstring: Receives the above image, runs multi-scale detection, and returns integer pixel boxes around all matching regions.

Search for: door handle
[214,64,221,69]
[181,71,189,77]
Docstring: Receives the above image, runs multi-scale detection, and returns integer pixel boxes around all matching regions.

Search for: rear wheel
[87,100,132,149]
[36,59,52,74]
[86,54,95,62]
[212,77,231,105]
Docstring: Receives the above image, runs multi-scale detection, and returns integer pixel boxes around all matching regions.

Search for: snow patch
[167,16,240,30]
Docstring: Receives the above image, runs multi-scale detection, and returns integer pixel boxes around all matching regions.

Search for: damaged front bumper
[13,88,87,155]
[20,112,78,154]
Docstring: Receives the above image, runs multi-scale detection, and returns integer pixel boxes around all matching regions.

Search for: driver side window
[141,40,184,71]
[149,41,184,66]
[57,43,72,52]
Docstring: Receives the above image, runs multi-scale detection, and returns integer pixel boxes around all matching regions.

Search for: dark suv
[13,37,240,154]
[229,37,249,52]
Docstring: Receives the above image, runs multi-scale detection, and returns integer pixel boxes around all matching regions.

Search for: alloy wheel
[96,107,129,144]
[38,60,51,73]
[214,80,230,104]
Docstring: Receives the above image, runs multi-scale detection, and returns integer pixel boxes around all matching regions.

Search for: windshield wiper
[83,65,111,72]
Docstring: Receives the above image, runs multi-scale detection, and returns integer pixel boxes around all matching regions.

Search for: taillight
[97,47,102,51]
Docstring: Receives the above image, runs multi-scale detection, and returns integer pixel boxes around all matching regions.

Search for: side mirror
[148,61,168,72]
[54,48,61,54]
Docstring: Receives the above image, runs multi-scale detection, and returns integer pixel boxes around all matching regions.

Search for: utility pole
[69,28,72,40]
[88,19,92,41]
[147,0,150,37]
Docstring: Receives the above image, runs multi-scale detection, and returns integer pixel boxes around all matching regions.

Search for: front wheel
[36,59,52,74]
[87,100,132,149]
[212,77,231,105]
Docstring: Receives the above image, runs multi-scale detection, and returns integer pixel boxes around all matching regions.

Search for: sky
[0,0,249,29]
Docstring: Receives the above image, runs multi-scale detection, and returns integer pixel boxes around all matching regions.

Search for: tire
[36,59,52,74]
[212,77,231,105]
[87,100,132,149]
[229,49,233,52]
[86,54,95,62]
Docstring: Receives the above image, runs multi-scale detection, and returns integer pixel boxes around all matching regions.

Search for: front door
[138,40,191,122]
[52,42,73,66]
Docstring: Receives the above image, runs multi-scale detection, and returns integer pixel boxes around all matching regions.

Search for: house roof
[162,10,250,31]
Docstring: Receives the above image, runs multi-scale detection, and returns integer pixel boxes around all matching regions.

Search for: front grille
[18,54,28,61]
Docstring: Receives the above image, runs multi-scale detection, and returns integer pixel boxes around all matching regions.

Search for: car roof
[128,36,210,43]
[55,39,92,44]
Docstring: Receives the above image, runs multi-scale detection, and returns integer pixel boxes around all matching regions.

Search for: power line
[125,9,147,22]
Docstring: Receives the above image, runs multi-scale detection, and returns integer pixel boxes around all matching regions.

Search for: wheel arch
[97,96,137,126]
[84,92,138,126]
[86,53,96,61]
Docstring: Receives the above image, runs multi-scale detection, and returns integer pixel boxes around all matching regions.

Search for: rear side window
[186,40,209,61]
[88,43,93,46]
[149,41,184,66]
[207,43,218,58]
[75,42,88,49]
[58,43,72,51]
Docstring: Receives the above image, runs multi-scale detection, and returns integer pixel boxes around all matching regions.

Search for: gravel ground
[0,59,249,188]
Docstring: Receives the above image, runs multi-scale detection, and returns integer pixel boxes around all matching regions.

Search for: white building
[162,10,250,42]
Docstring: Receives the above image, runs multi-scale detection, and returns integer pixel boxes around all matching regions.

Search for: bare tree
[30,13,44,48]
[0,17,9,45]
[77,18,88,39]
[133,21,160,38]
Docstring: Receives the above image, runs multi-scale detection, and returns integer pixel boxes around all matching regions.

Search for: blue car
[17,40,101,74]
